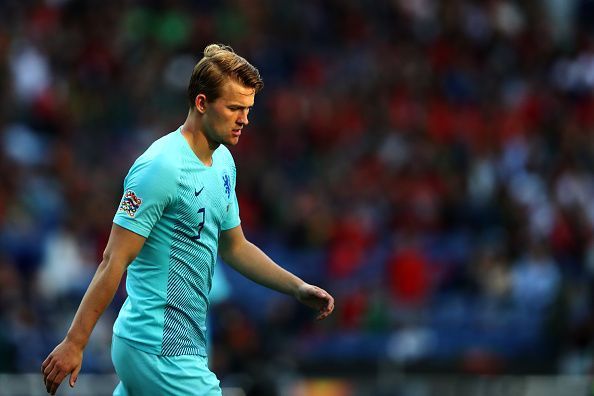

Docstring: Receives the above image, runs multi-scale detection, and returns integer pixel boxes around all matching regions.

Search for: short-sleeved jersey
[112,127,240,357]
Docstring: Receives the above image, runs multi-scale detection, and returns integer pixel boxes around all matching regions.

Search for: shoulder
[129,133,181,180]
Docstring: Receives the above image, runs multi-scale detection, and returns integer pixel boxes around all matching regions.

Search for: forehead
[218,79,255,105]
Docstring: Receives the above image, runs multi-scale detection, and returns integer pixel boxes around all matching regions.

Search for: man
[41,44,335,395]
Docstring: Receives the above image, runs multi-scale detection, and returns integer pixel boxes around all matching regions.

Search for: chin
[223,137,240,146]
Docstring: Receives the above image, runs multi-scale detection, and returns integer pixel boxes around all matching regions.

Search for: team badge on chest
[222,173,231,199]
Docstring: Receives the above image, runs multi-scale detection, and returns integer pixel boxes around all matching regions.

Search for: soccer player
[41,44,335,396]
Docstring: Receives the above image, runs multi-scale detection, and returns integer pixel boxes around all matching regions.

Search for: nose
[237,109,249,126]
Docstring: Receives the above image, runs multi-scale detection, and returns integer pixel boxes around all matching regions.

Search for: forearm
[221,240,304,296]
[65,258,126,349]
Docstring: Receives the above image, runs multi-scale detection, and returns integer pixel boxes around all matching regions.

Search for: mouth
[232,129,242,137]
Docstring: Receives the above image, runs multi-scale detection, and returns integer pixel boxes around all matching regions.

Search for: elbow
[219,240,247,265]
[101,248,118,267]
[100,248,132,273]
[98,250,114,273]
[101,249,112,265]
[219,247,232,264]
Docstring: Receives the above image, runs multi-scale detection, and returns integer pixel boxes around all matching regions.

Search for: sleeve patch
[119,190,143,217]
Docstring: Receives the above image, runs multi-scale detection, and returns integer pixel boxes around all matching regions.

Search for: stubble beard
[207,137,220,150]
[203,126,222,150]
[204,125,238,149]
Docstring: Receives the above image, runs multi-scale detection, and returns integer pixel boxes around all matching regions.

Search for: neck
[181,110,218,166]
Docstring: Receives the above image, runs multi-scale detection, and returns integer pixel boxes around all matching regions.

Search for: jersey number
[191,208,206,241]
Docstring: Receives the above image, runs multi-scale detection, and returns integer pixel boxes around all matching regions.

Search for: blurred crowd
[1,0,594,383]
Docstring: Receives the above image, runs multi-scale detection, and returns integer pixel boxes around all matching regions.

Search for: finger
[43,359,55,376]
[318,295,333,310]
[317,301,335,320]
[70,364,81,387]
[49,371,68,395]
[50,380,62,395]
[46,365,66,390]
[41,356,51,373]
[317,310,329,320]
[317,304,331,320]
[43,362,57,391]
[45,366,60,393]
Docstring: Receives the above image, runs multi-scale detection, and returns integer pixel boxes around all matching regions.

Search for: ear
[194,94,208,114]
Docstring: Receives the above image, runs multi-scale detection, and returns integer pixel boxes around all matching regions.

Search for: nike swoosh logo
[195,187,204,197]
[180,231,199,242]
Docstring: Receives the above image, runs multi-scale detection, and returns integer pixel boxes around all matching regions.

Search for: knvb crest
[222,174,231,199]
[119,190,142,217]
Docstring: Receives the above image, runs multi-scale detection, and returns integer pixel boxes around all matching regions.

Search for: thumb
[70,365,81,387]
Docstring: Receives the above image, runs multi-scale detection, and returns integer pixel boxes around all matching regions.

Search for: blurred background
[1,0,594,395]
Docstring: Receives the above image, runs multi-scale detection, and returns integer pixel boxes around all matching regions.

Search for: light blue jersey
[112,127,240,357]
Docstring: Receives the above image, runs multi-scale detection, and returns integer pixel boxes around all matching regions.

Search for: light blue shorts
[111,335,221,396]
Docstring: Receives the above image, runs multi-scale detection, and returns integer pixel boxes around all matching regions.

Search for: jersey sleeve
[221,163,240,231]
[113,157,178,238]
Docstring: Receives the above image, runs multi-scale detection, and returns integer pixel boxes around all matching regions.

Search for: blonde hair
[187,44,264,109]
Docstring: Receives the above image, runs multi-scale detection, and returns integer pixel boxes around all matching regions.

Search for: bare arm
[41,224,146,395]
[219,225,334,320]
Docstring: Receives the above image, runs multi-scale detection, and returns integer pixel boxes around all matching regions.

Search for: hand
[295,283,335,320]
[41,339,83,395]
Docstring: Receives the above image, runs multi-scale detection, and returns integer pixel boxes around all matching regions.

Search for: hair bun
[204,44,234,57]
